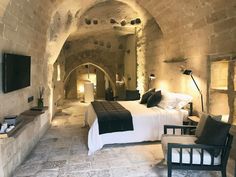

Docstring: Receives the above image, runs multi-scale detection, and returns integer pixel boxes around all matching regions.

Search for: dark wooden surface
[0,107,48,139]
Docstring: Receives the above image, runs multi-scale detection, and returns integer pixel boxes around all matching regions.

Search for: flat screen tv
[2,53,31,93]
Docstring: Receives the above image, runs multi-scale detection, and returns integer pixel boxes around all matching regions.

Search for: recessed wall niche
[210,61,228,90]
[207,54,236,124]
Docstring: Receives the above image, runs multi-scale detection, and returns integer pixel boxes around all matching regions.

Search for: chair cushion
[140,88,155,104]
[195,112,209,138]
[161,134,221,165]
[195,116,231,157]
[195,112,222,138]
[146,90,162,108]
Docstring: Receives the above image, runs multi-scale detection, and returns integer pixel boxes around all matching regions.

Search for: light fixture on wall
[182,69,204,112]
[148,74,156,89]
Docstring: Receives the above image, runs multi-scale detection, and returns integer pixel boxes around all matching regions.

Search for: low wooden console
[0,108,50,177]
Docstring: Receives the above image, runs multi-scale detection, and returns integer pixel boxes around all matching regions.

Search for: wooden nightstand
[188,116,200,125]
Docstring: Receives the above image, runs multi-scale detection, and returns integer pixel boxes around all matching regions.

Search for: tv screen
[2,53,31,93]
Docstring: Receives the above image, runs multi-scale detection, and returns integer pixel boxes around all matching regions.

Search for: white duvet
[87,101,188,155]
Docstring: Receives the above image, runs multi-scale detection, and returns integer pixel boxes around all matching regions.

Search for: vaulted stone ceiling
[0,0,235,117]
[2,0,233,63]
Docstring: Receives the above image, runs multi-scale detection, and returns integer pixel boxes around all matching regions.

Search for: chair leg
[168,167,172,177]
[221,169,226,177]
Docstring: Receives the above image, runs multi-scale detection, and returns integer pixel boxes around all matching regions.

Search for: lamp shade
[182,69,204,112]
[149,74,156,80]
[183,69,192,75]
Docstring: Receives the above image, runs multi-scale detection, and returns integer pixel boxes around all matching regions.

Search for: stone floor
[12,100,235,177]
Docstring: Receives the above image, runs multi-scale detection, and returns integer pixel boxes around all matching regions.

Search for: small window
[57,64,61,81]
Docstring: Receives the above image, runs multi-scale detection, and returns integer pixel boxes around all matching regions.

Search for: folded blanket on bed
[91,101,134,134]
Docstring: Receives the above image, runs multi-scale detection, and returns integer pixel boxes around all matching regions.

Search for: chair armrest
[164,125,197,135]
[167,143,226,166]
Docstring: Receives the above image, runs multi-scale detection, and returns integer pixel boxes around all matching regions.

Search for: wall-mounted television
[2,53,31,93]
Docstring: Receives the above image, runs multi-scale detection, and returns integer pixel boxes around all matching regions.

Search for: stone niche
[207,54,236,124]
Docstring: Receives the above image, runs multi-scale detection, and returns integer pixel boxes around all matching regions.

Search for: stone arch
[42,0,236,114]
[45,0,163,108]
[64,61,116,95]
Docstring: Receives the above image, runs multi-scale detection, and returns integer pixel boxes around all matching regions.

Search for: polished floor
[12,100,234,177]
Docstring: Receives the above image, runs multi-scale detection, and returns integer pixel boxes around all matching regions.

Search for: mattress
[86,100,188,155]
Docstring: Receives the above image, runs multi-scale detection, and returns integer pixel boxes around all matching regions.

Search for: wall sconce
[182,69,204,112]
[148,74,156,89]
[149,74,156,80]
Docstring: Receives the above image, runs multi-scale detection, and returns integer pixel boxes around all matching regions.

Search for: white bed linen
[87,101,188,155]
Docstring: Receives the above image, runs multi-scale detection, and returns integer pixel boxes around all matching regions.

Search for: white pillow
[174,93,193,110]
[158,92,178,109]
[158,91,192,110]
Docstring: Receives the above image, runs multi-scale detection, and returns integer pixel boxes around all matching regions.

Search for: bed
[86,100,189,155]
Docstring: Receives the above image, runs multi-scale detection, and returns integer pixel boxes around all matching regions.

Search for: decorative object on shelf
[85,18,91,25]
[4,115,20,126]
[110,18,141,26]
[164,57,188,63]
[93,19,98,25]
[120,19,126,26]
[148,74,156,89]
[182,69,204,112]
[38,86,44,108]
[110,18,118,24]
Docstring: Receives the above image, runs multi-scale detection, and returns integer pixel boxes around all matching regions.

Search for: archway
[46,0,163,116]
[64,62,116,98]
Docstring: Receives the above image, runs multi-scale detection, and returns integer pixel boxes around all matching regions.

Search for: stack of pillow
[140,88,192,109]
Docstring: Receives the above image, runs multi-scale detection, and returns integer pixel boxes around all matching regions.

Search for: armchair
[162,121,233,177]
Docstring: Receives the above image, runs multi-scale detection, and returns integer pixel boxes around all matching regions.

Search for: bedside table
[188,116,200,125]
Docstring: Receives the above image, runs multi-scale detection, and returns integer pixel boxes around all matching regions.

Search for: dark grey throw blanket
[91,101,134,134]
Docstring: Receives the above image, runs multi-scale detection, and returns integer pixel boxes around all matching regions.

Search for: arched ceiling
[1,0,235,65]
[1,0,234,37]
[67,1,141,40]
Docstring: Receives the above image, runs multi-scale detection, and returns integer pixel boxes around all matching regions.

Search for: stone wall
[52,34,128,103]
[0,0,54,121]
[137,0,236,114]
[0,111,50,177]
[0,0,236,123]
